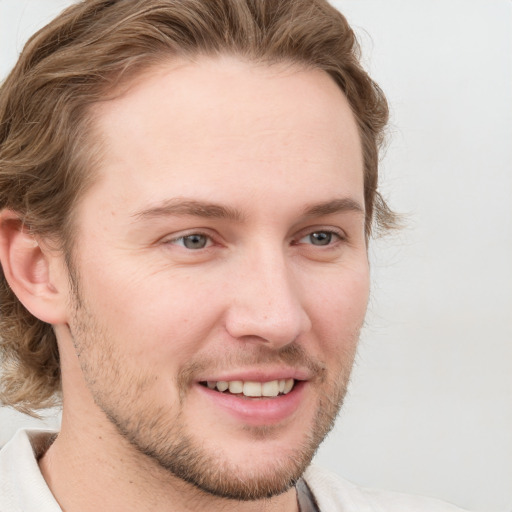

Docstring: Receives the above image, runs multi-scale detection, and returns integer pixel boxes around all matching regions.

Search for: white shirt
[0,429,469,512]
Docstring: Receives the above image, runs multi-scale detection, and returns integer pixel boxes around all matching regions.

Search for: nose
[224,248,312,348]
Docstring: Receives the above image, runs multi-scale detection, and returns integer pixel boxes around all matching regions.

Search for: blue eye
[299,231,340,246]
[309,231,332,246]
[174,234,210,249]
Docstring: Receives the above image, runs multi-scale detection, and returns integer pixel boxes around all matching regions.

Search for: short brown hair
[0,0,395,414]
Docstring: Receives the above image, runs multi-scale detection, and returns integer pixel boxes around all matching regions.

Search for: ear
[0,210,68,325]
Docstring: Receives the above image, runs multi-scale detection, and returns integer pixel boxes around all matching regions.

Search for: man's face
[63,56,368,499]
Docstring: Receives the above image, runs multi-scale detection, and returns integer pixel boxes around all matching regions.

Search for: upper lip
[197,368,312,383]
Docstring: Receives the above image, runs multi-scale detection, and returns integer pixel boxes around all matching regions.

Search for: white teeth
[228,381,243,394]
[261,380,279,397]
[205,378,295,397]
[216,381,229,392]
[283,378,294,394]
[243,381,262,397]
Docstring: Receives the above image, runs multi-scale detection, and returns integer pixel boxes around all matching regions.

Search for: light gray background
[1,1,511,511]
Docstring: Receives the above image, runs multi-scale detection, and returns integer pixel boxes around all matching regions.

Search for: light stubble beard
[68,292,357,501]
[114,358,348,501]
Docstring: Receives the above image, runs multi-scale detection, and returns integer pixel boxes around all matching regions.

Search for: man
[0,1,467,511]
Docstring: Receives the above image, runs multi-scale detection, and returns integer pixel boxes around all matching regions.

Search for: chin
[114,396,338,501]
[153,434,317,500]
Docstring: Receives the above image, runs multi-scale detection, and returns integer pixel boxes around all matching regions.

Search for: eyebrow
[132,197,364,223]
[302,198,365,218]
[133,199,245,222]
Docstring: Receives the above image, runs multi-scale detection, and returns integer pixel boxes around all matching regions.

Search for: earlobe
[0,210,68,325]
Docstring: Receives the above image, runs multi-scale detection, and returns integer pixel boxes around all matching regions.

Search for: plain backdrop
[0,1,511,511]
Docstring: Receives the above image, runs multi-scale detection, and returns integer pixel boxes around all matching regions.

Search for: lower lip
[196,381,306,426]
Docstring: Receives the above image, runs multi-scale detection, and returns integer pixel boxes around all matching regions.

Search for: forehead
[83,56,363,219]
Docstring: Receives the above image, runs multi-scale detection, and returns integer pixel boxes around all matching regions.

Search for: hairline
[59,52,370,261]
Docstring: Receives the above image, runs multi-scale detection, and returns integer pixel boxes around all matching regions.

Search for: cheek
[306,265,369,348]
[79,263,225,360]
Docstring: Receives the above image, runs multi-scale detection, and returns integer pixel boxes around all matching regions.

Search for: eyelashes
[295,230,344,247]
[165,227,346,252]
[170,233,212,250]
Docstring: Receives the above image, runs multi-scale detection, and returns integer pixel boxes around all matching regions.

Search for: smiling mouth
[200,379,296,398]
